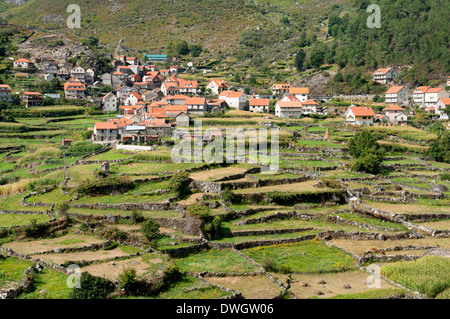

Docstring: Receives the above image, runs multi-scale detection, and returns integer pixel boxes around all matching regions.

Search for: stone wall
[160,243,208,258]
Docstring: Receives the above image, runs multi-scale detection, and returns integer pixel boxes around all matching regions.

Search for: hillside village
[1,55,449,146]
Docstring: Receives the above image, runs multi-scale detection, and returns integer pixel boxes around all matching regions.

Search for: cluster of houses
[373,67,449,116]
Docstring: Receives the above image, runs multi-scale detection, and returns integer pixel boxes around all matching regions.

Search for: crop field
[0,110,449,301]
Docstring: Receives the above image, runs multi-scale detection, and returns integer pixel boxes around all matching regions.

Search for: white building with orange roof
[124,92,143,106]
[383,105,407,124]
[345,106,375,125]
[185,97,207,115]
[373,67,397,84]
[275,101,303,118]
[281,94,300,102]
[288,87,309,102]
[271,84,291,96]
[436,98,450,114]
[218,90,247,110]
[64,82,86,100]
[249,99,270,113]
[385,86,410,105]
[0,84,13,102]
[161,82,179,96]
[206,79,228,95]
[13,58,34,69]
[301,99,321,114]
[424,88,448,107]
[93,122,119,142]
[178,79,198,94]
[412,86,431,106]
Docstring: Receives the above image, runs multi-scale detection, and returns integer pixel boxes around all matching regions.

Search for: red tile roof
[348,106,375,117]
[277,101,303,108]
[289,87,309,95]
[249,99,270,106]
[385,86,405,94]
[95,122,118,130]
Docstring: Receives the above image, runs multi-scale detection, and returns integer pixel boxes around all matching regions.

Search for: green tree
[117,267,139,295]
[188,44,203,57]
[428,132,450,163]
[294,49,306,72]
[309,47,325,69]
[348,131,385,174]
[140,220,162,247]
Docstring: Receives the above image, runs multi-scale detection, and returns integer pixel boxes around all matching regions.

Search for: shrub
[70,272,115,299]
[441,173,450,181]
[186,203,222,239]
[99,227,129,242]
[261,256,277,272]
[131,209,144,224]
[168,171,191,196]
[104,241,119,250]
[140,220,162,247]
[221,188,236,203]
[428,133,450,163]
[117,267,139,295]
[320,178,341,189]
[24,219,49,239]
[78,223,89,232]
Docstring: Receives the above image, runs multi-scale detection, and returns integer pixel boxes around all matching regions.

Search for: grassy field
[175,249,260,274]
[242,238,356,274]
[382,256,450,298]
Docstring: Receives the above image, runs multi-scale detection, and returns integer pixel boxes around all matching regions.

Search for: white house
[436,98,450,114]
[281,95,300,102]
[185,97,207,115]
[385,86,410,105]
[345,106,375,125]
[206,79,228,95]
[288,87,309,102]
[249,99,270,113]
[0,84,13,103]
[271,84,291,96]
[301,99,321,114]
[161,82,179,96]
[412,86,430,106]
[373,68,397,84]
[71,66,86,82]
[275,101,303,118]
[115,86,133,102]
[124,92,143,106]
[178,79,198,94]
[384,105,407,125]
[102,92,118,112]
[13,58,35,69]
[424,88,448,107]
[218,90,247,110]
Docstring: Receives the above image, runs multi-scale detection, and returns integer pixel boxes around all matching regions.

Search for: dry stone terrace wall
[69,202,183,211]
[225,227,315,238]
[234,211,315,226]
[160,242,208,258]
[326,214,399,232]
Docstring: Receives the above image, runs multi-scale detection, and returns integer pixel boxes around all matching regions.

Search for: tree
[140,220,163,247]
[294,49,306,72]
[309,47,325,69]
[428,132,450,164]
[348,131,385,174]
[168,40,189,57]
[188,44,203,57]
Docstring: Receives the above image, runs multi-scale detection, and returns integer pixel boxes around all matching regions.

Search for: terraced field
[0,115,449,300]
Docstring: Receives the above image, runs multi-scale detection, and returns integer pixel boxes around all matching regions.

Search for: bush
[168,171,191,196]
[131,209,144,224]
[428,133,450,164]
[78,222,89,232]
[140,220,162,247]
[221,188,236,203]
[440,173,450,181]
[104,241,119,250]
[261,256,277,272]
[351,153,383,175]
[24,219,49,239]
[117,267,139,295]
[99,227,129,242]
[186,203,222,239]
[70,272,115,299]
